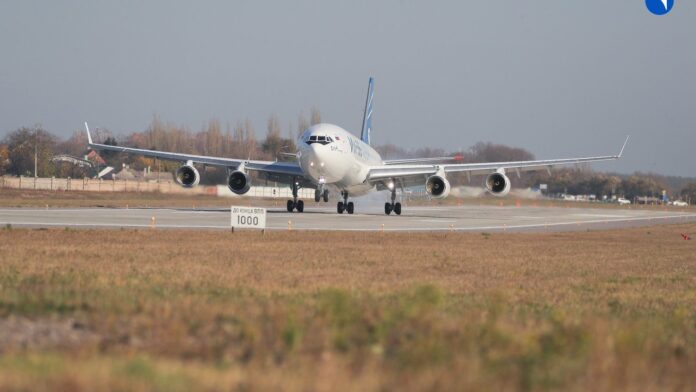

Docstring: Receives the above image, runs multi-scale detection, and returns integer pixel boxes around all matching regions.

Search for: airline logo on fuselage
[348,136,365,159]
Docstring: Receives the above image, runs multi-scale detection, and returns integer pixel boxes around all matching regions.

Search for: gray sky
[1,1,694,176]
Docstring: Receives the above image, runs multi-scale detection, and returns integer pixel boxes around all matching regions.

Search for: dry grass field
[0,223,695,391]
[0,188,235,208]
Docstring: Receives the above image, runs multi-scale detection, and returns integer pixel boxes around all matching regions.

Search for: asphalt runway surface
[0,205,695,232]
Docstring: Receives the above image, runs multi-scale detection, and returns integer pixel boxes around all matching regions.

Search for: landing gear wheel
[386,180,402,216]
[323,189,329,202]
[289,178,301,213]
[346,202,354,214]
[314,189,321,202]
[337,201,345,214]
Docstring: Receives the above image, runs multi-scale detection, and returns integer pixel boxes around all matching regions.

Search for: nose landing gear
[314,187,329,203]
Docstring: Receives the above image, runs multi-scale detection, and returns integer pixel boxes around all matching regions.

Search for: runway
[0,205,694,232]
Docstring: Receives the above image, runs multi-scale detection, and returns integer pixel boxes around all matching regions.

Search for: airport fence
[0,176,315,199]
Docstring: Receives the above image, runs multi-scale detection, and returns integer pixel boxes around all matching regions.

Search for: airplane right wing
[84,122,305,178]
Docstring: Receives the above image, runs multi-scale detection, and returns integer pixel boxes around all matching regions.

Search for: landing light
[320,162,325,167]
[387,181,394,190]
[310,161,314,167]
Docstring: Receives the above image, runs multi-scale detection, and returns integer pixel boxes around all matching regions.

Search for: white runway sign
[230,207,266,229]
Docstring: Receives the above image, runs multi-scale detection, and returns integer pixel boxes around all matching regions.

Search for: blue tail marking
[360,77,374,145]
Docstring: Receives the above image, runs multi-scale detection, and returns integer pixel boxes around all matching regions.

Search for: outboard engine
[425,175,451,199]
[485,172,511,197]
[175,164,200,187]
[228,170,251,195]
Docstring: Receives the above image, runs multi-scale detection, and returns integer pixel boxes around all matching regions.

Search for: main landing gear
[287,179,304,213]
[337,191,354,214]
[384,187,402,215]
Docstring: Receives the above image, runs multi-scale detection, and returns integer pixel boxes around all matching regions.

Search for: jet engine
[175,164,200,187]
[485,172,511,197]
[228,170,251,195]
[425,175,451,199]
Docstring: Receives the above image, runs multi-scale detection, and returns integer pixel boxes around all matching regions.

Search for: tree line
[1,115,694,202]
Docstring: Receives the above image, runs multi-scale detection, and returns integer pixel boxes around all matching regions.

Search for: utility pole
[34,126,38,178]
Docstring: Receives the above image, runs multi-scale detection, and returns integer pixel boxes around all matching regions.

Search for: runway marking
[401,207,462,212]
[572,213,631,218]
[172,211,226,214]
[0,221,229,229]
[1,213,694,232]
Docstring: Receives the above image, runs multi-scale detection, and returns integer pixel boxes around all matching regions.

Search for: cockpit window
[306,135,332,145]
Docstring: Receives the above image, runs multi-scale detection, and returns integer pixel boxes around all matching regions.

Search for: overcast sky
[0,1,694,176]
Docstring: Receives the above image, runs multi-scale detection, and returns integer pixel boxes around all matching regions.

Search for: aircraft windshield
[306,135,333,145]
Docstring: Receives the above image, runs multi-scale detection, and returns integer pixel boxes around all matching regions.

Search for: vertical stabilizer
[360,77,374,145]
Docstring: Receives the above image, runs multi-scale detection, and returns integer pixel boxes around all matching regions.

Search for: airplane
[85,77,629,215]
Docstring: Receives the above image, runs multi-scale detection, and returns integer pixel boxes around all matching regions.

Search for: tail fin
[360,77,374,145]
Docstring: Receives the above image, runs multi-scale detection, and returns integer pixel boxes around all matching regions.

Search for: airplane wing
[382,155,464,165]
[84,123,304,178]
[367,136,629,183]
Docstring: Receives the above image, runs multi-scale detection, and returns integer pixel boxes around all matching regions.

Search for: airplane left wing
[367,136,629,182]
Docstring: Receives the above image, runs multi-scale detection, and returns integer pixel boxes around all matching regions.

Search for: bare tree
[262,115,284,160]
[57,129,88,157]
[297,111,309,135]
[310,107,322,125]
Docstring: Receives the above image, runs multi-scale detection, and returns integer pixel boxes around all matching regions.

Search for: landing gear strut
[384,186,401,215]
[337,191,354,214]
[287,179,304,213]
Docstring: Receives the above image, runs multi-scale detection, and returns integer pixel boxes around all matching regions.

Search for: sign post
[230,206,267,232]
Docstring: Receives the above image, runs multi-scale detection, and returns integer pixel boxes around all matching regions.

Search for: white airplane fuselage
[297,123,381,196]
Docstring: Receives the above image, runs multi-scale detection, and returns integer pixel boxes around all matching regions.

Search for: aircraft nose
[306,143,330,174]
[310,143,326,162]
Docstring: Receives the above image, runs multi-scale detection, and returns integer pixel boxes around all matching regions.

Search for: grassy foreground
[0,224,695,391]
[0,188,235,208]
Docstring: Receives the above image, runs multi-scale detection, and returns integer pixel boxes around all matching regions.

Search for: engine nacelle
[425,175,451,199]
[485,172,511,197]
[175,164,200,187]
[228,170,251,195]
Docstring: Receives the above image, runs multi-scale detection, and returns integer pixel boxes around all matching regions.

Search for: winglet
[618,135,630,158]
[84,122,93,145]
